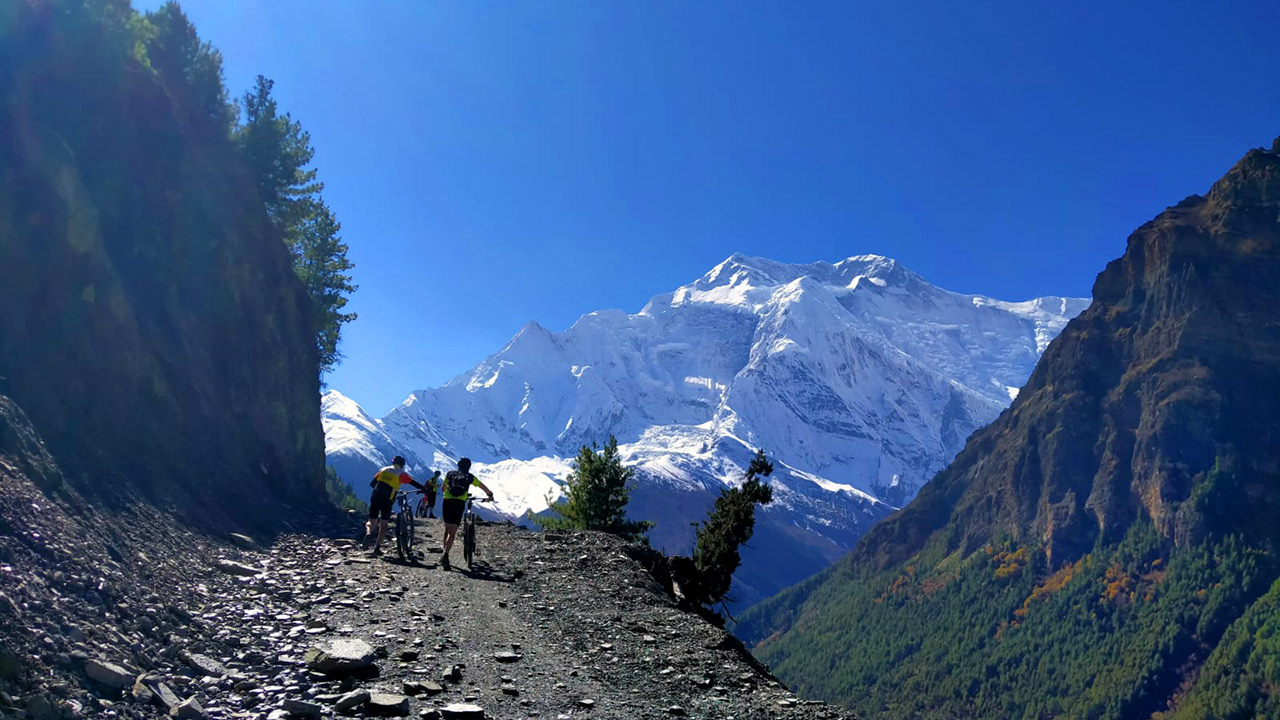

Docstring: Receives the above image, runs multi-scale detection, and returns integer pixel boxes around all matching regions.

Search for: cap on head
[392,455,406,468]
[457,457,472,472]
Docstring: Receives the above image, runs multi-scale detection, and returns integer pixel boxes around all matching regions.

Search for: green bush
[533,436,650,542]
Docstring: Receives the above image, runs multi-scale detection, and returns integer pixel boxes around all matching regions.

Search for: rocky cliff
[738,140,1280,719]
[852,139,1280,571]
[0,0,325,526]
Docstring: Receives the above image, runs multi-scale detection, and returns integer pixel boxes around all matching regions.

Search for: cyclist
[364,456,427,556]
[440,457,494,570]
[418,470,441,519]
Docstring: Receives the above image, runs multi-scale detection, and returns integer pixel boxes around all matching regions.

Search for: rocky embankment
[0,470,853,720]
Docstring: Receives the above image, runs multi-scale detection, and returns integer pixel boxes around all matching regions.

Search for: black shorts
[442,498,466,526]
[369,483,394,520]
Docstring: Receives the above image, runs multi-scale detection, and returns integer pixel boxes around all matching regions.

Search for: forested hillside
[738,140,1280,719]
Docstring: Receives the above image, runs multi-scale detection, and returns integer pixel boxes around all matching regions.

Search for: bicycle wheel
[463,517,476,569]
[396,511,409,562]
[406,509,415,560]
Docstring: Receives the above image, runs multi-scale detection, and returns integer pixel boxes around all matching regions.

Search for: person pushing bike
[364,456,427,556]
[418,470,441,518]
[440,457,494,570]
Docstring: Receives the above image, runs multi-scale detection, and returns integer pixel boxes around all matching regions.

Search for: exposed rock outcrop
[0,0,325,528]
[738,139,1280,719]
[852,141,1280,572]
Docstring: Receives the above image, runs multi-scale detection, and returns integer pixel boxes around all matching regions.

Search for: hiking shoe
[360,534,372,550]
[441,554,451,570]
[372,546,383,557]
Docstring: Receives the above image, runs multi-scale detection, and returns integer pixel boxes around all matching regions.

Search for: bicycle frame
[394,491,423,563]
[461,496,491,570]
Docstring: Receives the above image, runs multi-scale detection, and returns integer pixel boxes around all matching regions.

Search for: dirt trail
[192,516,855,719]
[0,472,856,720]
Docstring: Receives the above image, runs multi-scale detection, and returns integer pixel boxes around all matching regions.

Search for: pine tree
[143,2,235,132]
[235,75,322,240]
[294,199,357,371]
[234,75,355,376]
[535,436,651,542]
[692,449,774,608]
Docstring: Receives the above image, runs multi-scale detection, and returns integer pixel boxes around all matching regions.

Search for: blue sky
[141,0,1280,415]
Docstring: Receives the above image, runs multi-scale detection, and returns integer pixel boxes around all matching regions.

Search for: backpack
[445,470,472,497]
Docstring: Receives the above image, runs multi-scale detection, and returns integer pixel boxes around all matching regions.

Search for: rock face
[0,0,324,529]
[326,255,1085,606]
[739,141,1280,719]
[844,143,1280,571]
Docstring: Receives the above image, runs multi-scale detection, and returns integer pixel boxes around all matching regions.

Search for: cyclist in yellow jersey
[363,455,427,556]
[440,457,494,569]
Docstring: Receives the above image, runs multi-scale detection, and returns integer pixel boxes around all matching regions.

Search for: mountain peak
[657,253,930,313]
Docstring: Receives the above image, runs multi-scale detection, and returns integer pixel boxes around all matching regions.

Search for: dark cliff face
[857,143,1280,570]
[0,3,324,527]
[737,142,1280,719]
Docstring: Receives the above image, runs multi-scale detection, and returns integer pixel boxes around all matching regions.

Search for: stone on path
[228,532,257,548]
[214,559,261,577]
[83,658,134,689]
[306,639,377,675]
[282,698,323,718]
[131,678,155,705]
[440,703,485,719]
[333,689,370,713]
[366,693,411,716]
[175,697,208,719]
[492,652,522,663]
[185,652,228,677]
[150,681,182,710]
[403,681,426,696]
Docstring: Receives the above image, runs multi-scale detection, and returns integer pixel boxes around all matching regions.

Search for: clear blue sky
[141,0,1280,415]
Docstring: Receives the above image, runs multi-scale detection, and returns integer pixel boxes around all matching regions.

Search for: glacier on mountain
[324,253,1087,606]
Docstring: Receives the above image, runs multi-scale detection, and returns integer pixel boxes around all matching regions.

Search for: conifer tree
[535,436,651,542]
[143,2,234,131]
[234,75,355,375]
[692,449,774,608]
[294,199,357,371]
[235,75,322,241]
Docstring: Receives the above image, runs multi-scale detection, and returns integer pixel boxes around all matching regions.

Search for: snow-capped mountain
[325,253,1088,606]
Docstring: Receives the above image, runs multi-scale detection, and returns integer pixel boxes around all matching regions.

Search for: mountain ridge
[326,253,1086,607]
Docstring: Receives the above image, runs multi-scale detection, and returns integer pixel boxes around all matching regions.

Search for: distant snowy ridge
[324,253,1088,607]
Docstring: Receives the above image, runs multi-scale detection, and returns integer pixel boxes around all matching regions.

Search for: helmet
[457,457,472,472]
[392,455,406,467]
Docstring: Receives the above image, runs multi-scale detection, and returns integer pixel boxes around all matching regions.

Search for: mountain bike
[461,496,493,570]
[394,490,425,563]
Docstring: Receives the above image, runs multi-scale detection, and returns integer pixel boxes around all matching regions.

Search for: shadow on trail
[379,555,439,570]
[458,560,517,583]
